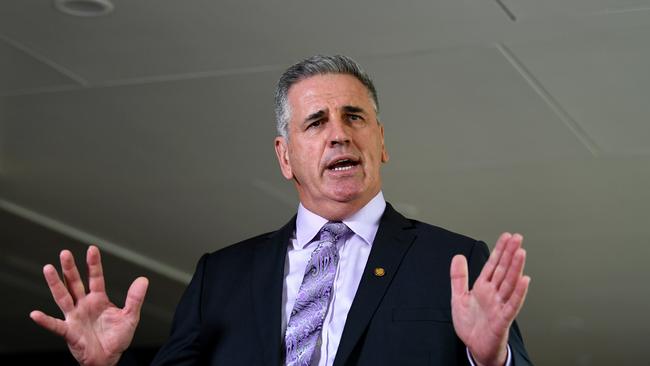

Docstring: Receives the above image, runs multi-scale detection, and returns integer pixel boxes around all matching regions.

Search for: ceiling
[1,0,650,364]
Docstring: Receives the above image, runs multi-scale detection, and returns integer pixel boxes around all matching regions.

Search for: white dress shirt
[281,191,511,366]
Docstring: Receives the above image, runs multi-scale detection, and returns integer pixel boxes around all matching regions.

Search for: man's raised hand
[30,246,148,366]
[450,233,530,366]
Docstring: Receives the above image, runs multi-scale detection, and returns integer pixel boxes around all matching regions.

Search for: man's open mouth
[327,158,360,172]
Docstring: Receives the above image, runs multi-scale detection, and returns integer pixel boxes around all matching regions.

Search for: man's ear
[274,136,294,180]
[379,123,389,163]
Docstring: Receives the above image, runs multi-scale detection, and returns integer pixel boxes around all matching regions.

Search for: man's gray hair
[274,55,379,139]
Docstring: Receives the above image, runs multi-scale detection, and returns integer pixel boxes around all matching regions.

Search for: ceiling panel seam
[1,84,84,98]
[590,6,650,16]
[493,0,517,22]
[0,198,191,284]
[495,43,601,157]
[1,62,288,97]
[0,85,78,98]
[0,34,88,87]
[96,63,285,88]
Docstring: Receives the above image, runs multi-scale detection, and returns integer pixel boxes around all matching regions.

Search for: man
[31,55,532,366]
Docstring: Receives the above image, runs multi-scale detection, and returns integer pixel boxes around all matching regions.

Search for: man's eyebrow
[305,110,326,122]
[342,105,366,114]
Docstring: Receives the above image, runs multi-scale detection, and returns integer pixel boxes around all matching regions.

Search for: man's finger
[504,276,530,320]
[124,277,149,317]
[491,234,522,287]
[30,310,68,338]
[450,255,469,298]
[87,245,106,293]
[478,232,512,282]
[60,250,86,302]
[43,264,75,314]
[498,248,526,302]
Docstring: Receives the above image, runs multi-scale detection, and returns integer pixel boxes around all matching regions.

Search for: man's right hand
[30,245,148,366]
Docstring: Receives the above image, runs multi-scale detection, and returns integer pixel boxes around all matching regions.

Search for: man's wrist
[466,344,512,366]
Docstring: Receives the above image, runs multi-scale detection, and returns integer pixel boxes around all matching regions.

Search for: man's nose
[328,118,351,146]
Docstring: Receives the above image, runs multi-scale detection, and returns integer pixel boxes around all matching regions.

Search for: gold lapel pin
[374,267,385,277]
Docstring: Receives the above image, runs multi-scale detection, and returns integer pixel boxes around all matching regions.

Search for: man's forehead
[287,74,373,111]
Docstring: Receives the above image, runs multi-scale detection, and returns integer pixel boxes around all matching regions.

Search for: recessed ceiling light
[54,0,114,17]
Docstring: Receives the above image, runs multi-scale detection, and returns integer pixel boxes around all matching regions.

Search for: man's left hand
[450,233,530,366]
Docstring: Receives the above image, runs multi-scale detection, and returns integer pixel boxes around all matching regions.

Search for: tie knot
[320,221,350,242]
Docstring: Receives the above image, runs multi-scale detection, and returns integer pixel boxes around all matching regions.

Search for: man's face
[274,73,389,219]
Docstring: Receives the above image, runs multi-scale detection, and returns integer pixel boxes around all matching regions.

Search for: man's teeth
[332,165,354,171]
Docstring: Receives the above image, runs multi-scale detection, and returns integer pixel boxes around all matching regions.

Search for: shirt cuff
[466,344,512,366]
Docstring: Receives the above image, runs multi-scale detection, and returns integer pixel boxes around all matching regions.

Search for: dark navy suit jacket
[151,204,533,365]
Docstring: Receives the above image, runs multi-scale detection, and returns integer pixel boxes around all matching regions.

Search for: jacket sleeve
[150,254,209,366]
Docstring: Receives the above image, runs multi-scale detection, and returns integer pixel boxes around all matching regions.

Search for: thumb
[450,255,468,298]
[124,277,149,317]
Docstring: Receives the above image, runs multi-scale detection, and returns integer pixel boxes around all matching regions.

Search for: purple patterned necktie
[284,222,350,366]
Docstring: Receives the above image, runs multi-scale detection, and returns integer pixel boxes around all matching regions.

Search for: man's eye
[348,115,363,121]
[307,121,322,129]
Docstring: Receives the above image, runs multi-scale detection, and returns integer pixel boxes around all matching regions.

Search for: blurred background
[1,0,649,365]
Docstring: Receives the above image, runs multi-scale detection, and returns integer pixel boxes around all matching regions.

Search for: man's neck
[299,190,381,221]
[296,191,385,248]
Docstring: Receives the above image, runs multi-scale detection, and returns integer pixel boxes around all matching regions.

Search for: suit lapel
[333,204,416,366]
[251,217,295,366]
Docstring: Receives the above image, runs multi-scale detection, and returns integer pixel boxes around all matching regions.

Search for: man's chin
[326,185,368,204]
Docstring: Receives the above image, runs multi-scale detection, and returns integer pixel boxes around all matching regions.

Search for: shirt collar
[295,191,386,249]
